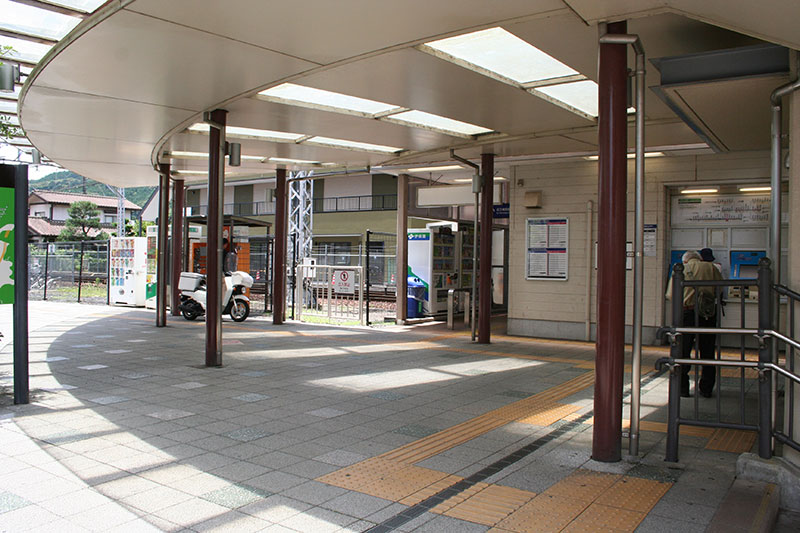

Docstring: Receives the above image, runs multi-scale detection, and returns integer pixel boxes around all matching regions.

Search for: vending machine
[145,226,158,309]
[407,223,460,315]
[109,237,147,306]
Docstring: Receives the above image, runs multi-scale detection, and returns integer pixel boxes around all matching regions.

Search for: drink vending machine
[109,237,147,306]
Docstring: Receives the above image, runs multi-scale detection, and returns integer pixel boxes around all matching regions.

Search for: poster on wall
[526,218,568,281]
[671,194,769,226]
[0,186,14,304]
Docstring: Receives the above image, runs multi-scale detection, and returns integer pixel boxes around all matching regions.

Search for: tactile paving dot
[543,470,620,503]
[361,464,452,502]
[398,474,463,506]
[496,493,587,532]
[595,476,671,512]
[705,428,757,453]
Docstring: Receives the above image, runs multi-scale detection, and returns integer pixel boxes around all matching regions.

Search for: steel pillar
[396,174,408,323]
[156,163,169,327]
[273,168,287,325]
[593,20,628,463]
[171,177,185,316]
[206,109,226,366]
[478,153,494,344]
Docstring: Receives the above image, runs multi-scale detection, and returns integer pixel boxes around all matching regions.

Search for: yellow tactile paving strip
[705,428,757,453]
[379,372,594,465]
[433,484,537,526]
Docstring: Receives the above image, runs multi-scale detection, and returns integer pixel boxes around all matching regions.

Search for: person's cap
[700,248,715,261]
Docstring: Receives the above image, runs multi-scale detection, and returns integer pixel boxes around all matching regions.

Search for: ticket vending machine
[109,237,147,306]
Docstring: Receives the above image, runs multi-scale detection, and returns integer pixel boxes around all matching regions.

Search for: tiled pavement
[0,302,761,532]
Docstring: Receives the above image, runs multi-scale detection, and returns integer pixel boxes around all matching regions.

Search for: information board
[672,194,769,226]
[526,218,568,281]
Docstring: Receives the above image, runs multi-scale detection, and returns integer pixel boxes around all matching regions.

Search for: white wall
[507,150,772,342]
[323,175,372,198]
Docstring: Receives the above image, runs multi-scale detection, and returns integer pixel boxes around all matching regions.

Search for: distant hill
[29,171,156,208]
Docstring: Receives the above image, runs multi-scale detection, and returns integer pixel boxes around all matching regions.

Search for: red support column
[396,174,408,324]
[206,109,226,367]
[273,168,287,325]
[171,177,185,316]
[478,153,494,344]
[156,163,170,327]
[593,21,628,462]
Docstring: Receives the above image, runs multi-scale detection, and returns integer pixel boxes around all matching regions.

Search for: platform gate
[296,264,363,325]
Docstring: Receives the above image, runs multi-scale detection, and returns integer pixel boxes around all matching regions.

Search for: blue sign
[493,203,510,218]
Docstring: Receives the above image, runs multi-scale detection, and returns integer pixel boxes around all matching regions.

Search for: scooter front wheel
[230,299,249,322]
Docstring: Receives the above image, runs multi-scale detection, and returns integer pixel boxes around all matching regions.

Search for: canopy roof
[7,1,800,186]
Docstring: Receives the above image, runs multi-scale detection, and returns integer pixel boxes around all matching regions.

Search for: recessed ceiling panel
[22,87,194,144]
[296,48,592,138]
[31,10,316,110]
[126,0,566,65]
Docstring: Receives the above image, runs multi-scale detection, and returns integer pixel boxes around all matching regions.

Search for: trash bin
[407,276,427,319]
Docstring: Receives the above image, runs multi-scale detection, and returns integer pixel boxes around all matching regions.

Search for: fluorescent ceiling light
[452,176,507,183]
[585,151,665,161]
[0,0,81,41]
[172,170,207,175]
[305,136,402,154]
[268,157,321,165]
[383,110,492,137]
[681,188,718,194]
[422,27,578,85]
[187,123,305,143]
[532,80,598,118]
[226,126,305,142]
[738,186,771,192]
[259,83,401,116]
[404,165,464,172]
[167,150,261,161]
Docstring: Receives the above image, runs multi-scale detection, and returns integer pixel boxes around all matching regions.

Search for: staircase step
[707,479,779,533]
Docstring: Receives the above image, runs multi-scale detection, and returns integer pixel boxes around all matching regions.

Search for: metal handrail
[774,283,800,301]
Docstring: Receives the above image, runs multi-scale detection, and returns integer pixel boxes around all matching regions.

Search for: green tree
[58,201,103,241]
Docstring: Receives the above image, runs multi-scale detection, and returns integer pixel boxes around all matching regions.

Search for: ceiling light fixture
[738,186,771,192]
[681,187,718,194]
[304,136,402,154]
[258,83,402,116]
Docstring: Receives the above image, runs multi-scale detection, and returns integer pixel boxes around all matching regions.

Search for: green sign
[0,187,14,304]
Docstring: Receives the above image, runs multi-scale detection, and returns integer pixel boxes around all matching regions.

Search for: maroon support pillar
[478,153,494,344]
[171,177,185,316]
[396,174,408,324]
[593,21,628,462]
[156,163,170,327]
[206,109,226,367]
[273,168,287,325]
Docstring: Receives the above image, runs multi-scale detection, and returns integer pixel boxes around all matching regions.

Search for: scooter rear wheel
[182,308,199,321]
[230,299,249,322]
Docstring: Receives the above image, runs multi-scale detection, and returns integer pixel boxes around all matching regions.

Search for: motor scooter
[178,271,253,322]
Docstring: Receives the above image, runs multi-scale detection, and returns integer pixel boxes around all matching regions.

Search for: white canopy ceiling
[8,0,800,186]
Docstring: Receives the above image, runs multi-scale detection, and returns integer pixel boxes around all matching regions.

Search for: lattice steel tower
[288,171,314,264]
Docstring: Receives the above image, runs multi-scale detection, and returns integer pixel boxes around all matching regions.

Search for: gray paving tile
[393,424,438,438]
[234,393,272,402]
[201,484,272,508]
[223,428,272,442]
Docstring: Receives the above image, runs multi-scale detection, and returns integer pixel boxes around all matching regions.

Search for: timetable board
[526,217,568,281]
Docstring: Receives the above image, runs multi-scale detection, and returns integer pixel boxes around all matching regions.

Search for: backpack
[697,289,717,319]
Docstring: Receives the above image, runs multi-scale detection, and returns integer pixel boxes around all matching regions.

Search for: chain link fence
[29,240,109,304]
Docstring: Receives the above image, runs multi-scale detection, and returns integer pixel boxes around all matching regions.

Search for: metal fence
[365,231,397,325]
[296,264,363,325]
[29,240,109,304]
[247,237,273,315]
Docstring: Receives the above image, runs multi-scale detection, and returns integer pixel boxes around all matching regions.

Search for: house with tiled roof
[28,191,141,242]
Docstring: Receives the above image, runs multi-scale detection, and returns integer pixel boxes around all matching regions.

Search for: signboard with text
[0,186,14,304]
[526,217,568,281]
[333,269,355,294]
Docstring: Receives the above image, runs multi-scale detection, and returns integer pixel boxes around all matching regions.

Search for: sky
[0,143,60,180]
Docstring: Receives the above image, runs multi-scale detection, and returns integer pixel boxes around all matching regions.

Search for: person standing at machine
[666,250,723,397]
